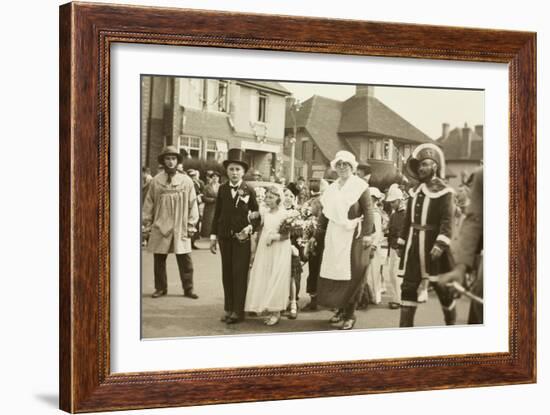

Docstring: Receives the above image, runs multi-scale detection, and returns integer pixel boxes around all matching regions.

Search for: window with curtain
[301,140,308,160]
[177,135,202,159]
[258,93,267,122]
[383,139,393,161]
[217,81,229,112]
[205,139,228,162]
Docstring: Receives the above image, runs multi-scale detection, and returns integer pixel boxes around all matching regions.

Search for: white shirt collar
[229,180,243,189]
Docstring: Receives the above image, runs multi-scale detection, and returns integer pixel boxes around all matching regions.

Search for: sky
[280,81,484,140]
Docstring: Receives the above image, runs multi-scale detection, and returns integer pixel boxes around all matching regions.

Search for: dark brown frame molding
[59,2,536,412]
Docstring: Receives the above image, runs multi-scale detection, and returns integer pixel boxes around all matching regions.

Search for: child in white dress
[245,187,292,326]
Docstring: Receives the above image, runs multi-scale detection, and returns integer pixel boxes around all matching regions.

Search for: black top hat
[223,148,249,172]
[157,145,186,165]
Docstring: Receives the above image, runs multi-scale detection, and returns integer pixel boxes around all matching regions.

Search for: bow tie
[230,185,239,190]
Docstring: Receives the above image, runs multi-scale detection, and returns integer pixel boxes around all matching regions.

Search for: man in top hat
[142,146,200,299]
[210,149,259,324]
[397,143,456,327]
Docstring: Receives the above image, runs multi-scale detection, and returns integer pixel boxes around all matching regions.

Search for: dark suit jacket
[211,181,259,239]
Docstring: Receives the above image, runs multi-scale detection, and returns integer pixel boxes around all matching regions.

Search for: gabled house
[436,122,483,189]
[284,85,433,181]
[142,76,291,178]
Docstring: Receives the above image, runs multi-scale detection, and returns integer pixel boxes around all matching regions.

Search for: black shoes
[152,290,198,299]
[151,290,167,298]
[183,291,199,299]
[301,297,318,312]
[340,318,356,330]
[225,312,244,324]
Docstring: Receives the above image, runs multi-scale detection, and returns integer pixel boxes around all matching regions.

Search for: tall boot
[399,305,417,327]
[443,305,457,325]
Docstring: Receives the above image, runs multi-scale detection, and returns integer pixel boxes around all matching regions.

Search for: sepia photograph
[140,76,484,339]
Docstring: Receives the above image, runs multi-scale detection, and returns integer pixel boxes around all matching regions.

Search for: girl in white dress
[245,187,292,326]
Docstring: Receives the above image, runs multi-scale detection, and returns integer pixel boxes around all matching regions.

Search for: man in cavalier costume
[397,143,456,327]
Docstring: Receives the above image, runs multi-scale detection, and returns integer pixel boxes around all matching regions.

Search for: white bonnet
[330,150,358,172]
[385,183,404,202]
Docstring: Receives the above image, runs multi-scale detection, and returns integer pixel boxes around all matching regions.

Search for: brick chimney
[355,85,375,97]
[441,123,450,140]
[285,96,297,110]
[475,124,484,138]
[462,122,472,158]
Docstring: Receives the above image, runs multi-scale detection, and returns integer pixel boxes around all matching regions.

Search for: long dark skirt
[317,238,371,309]
[200,202,216,237]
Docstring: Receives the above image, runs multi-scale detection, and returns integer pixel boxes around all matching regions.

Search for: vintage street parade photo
[140,76,484,338]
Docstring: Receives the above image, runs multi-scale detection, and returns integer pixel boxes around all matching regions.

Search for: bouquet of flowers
[277,204,320,260]
[278,210,303,240]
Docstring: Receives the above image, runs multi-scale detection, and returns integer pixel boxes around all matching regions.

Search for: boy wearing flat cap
[142,146,200,299]
[398,143,456,327]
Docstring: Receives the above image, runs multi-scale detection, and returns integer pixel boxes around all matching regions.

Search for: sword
[447,281,484,305]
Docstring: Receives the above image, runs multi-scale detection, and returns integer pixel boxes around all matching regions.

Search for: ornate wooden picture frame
[59,2,536,412]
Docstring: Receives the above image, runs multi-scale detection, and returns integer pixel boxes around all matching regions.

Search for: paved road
[141,238,472,338]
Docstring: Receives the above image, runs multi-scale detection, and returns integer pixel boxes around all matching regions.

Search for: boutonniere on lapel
[236,186,251,205]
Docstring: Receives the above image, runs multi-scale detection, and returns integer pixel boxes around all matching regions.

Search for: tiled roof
[338,95,433,144]
[237,81,291,95]
[286,95,352,160]
[437,127,483,161]
[181,109,233,138]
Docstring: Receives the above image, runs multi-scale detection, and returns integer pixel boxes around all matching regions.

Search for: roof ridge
[368,96,431,140]
[310,94,343,103]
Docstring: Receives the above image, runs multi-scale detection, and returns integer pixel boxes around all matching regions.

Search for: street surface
[141,238,472,338]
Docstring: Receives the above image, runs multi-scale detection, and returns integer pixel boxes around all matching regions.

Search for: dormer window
[368,138,393,161]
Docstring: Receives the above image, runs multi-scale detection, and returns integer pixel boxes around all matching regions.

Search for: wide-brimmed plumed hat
[157,145,185,165]
[405,143,446,180]
[223,148,249,172]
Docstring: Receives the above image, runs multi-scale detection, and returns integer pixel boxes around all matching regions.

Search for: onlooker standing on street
[251,169,263,182]
[142,146,200,299]
[295,176,309,206]
[384,184,407,309]
[142,166,153,205]
[356,162,372,185]
[187,169,204,249]
[361,187,385,306]
[200,171,221,238]
[301,179,328,312]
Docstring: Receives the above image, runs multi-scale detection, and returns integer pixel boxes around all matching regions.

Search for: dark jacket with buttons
[397,177,455,278]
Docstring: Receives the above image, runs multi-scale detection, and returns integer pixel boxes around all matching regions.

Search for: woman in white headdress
[316,151,375,330]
